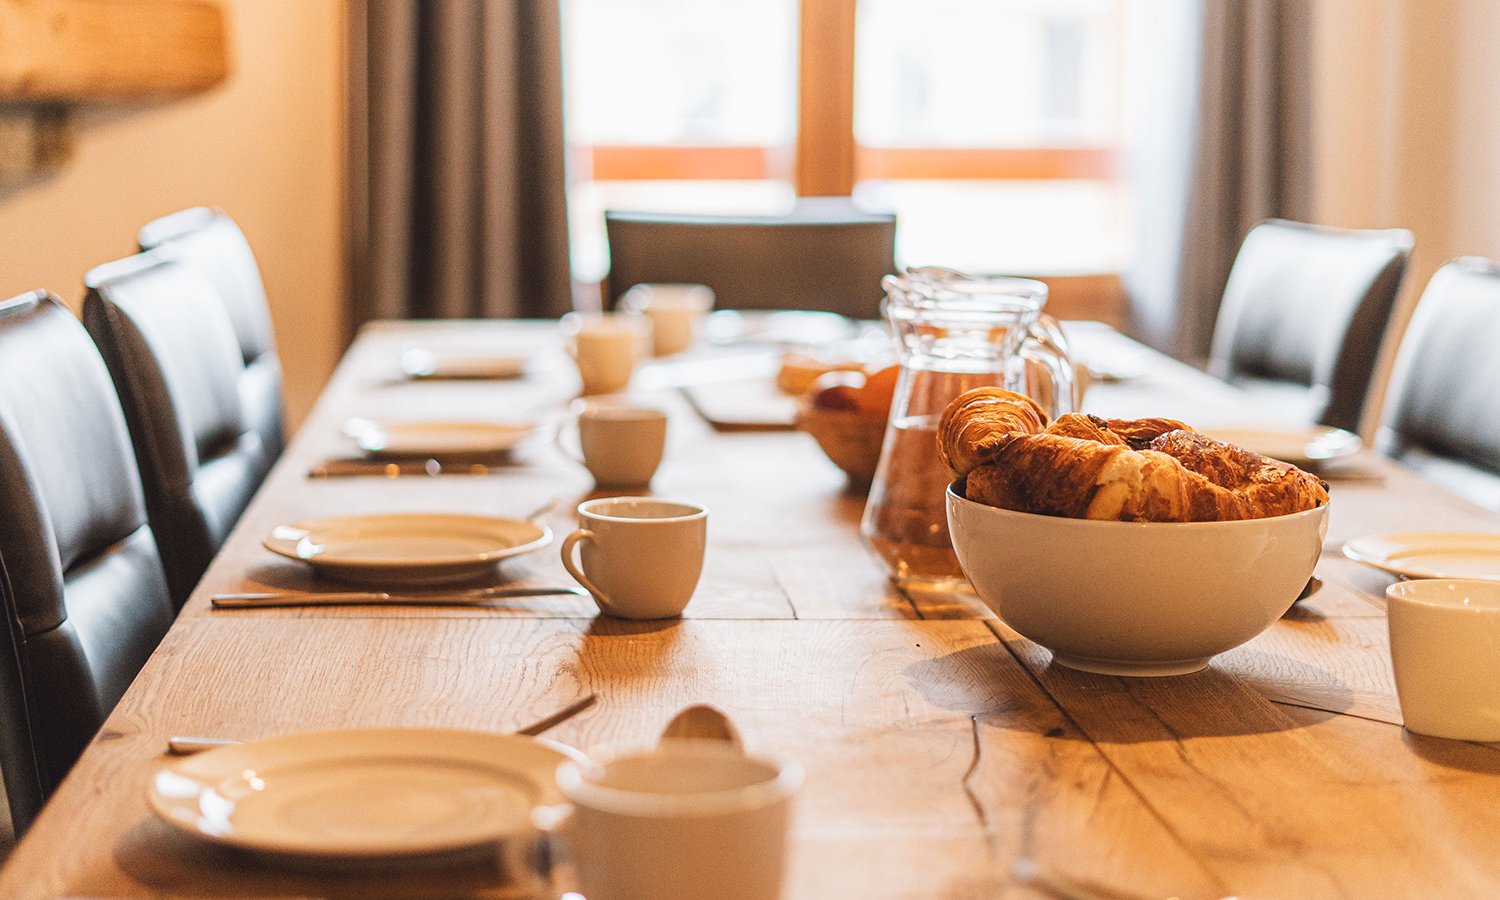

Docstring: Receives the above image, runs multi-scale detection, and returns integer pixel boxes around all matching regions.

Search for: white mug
[1387,578,1500,741]
[541,740,802,900]
[560,402,668,488]
[561,312,652,396]
[620,283,715,356]
[561,497,706,619]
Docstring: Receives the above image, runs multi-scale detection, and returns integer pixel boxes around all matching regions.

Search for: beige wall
[0,0,346,427]
[1310,0,1500,428]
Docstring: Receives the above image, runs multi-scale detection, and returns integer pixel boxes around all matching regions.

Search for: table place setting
[144,697,800,899]
[17,274,1500,899]
[397,344,533,381]
[259,513,554,588]
[1341,530,1500,580]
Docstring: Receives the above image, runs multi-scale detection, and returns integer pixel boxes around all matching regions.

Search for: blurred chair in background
[138,207,285,466]
[604,199,896,318]
[1208,219,1414,433]
[0,292,174,821]
[83,255,265,608]
[1376,257,1500,509]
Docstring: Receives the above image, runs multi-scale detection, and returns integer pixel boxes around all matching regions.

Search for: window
[561,0,1131,288]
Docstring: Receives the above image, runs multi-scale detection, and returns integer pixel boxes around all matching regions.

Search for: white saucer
[150,728,584,860]
[400,347,528,380]
[1342,532,1500,580]
[349,420,535,458]
[1202,426,1362,467]
[263,514,551,586]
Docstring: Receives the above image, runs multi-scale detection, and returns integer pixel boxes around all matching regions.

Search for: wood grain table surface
[3,319,1499,899]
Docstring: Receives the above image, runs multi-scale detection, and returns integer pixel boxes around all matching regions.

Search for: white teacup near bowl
[1387,579,1500,742]
[946,482,1328,676]
[619,283,715,356]
[560,400,668,488]
[538,739,802,900]
[560,312,652,396]
[561,497,707,619]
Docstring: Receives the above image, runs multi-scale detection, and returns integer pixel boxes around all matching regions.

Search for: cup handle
[1022,313,1079,417]
[553,421,586,467]
[560,529,610,607]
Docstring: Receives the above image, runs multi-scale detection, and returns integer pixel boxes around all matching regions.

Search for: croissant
[936,387,1048,477]
[938,388,1328,522]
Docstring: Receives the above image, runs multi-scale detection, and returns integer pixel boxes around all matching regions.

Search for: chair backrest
[138,207,285,463]
[1376,257,1500,507]
[0,292,174,810]
[83,253,266,607]
[604,200,897,318]
[1208,219,1414,432]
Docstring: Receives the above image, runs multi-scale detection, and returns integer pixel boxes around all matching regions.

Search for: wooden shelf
[0,0,228,101]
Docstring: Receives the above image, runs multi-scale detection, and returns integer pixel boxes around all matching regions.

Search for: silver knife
[167,693,599,755]
[211,585,589,608]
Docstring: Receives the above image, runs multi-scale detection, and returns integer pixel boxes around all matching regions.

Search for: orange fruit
[809,370,866,411]
[854,365,900,418]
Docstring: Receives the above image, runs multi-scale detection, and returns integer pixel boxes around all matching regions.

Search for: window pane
[854,0,1124,147]
[854,180,1131,274]
[562,0,797,283]
[563,0,798,146]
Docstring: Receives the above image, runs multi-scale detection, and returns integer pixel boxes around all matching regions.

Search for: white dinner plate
[349,420,535,458]
[400,346,529,380]
[150,728,585,860]
[263,514,551,586]
[1342,531,1500,580]
[1201,426,1362,467]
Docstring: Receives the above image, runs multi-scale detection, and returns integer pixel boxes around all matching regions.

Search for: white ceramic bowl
[946,483,1329,676]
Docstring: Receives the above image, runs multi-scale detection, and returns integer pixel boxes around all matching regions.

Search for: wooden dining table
[4,318,1500,899]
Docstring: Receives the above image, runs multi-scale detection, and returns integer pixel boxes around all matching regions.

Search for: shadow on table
[905,640,1349,742]
[113,817,533,898]
[1401,730,1500,776]
[568,615,684,687]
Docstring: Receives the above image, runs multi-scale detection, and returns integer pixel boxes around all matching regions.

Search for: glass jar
[860,268,1076,588]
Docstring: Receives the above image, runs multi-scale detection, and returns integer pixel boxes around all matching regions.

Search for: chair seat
[1377,257,1500,504]
[1208,219,1413,433]
[604,200,897,318]
[0,291,175,834]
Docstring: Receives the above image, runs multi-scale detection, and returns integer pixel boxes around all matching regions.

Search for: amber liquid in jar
[862,414,967,586]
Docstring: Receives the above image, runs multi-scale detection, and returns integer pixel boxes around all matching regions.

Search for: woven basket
[795,401,887,489]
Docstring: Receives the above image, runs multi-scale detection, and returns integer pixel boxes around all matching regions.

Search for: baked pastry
[936,387,1049,476]
[938,388,1328,522]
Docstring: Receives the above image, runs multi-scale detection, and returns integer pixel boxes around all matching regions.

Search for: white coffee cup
[561,312,652,396]
[1387,578,1500,741]
[541,740,802,900]
[561,402,667,488]
[620,283,715,356]
[561,497,706,619]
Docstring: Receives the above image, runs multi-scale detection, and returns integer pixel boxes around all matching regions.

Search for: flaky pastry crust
[938,388,1328,522]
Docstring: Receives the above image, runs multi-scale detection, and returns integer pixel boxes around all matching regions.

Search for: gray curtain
[1124,0,1313,362]
[348,0,573,325]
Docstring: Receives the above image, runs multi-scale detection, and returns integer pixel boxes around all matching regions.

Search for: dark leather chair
[604,199,897,318]
[0,292,174,810]
[1208,219,1414,433]
[83,253,265,607]
[1376,258,1500,508]
[137,207,285,466]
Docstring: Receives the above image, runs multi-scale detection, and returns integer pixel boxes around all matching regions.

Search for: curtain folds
[349,0,573,326]
[1124,0,1314,362]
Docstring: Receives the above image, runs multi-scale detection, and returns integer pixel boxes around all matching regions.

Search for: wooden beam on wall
[0,0,228,101]
[796,0,856,196]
